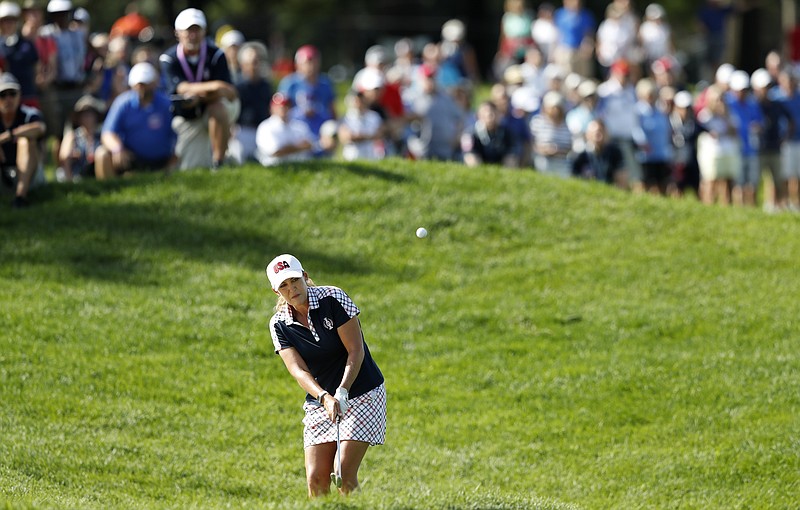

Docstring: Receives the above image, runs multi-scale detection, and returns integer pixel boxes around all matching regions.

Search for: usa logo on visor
[273,260,290,273]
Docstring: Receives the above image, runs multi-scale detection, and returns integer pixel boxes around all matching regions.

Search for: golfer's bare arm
[337,317,365,391]
[279,347,327,398]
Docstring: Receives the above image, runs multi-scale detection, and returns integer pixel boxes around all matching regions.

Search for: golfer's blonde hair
[274,275,316,312]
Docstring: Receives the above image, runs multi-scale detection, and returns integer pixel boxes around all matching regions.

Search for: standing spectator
[254,92,314,167]
[41,0,87,161]
[530,2,558,64]
[751,68,788,212]
[353,46,406,155]
[160,8,239,170]
[219,29,245,84]
[0,72,45,208]
[230,42,272,164]
[439,19,480,85]
[494,0,533,78]
[386,37,416,96]
[632,78,673,195]
[0,1,40,108]
[764,51,782,88]
[773,68,800,210]
[725,70,763,207]
[669,90,703,198]
[57,93,103,181]
[596,2,637,78]
[21,0,56,107]
[406,63,463,161]
[696,85,740,205]
[462,100,519,168]
[597,59,641,190]
[572,119,628,188]
[490,82,531,166]
[95,62,176,179]
[697,0,735,81]
[338,90,385,162]
[638,3,673,69]
[88,35,130,106]
[694,62,735,116]
[566,79,598,153]
[278,45,336,150]
[552,0,595,78]
[530,90,572,177]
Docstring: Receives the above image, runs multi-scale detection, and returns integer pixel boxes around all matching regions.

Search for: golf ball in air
[416,227,428,238]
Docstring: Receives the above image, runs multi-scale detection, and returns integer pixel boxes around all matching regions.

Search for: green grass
[1,159,799,509]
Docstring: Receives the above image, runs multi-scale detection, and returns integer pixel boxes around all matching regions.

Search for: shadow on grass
[283,159,413,183]
[0,168,389,286]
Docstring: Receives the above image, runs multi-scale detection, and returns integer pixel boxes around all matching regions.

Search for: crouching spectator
[462,100,519,167]
[254,92,314,166]
[58,94,105,182]
[338,90,385,161]
[95,63,177,179]
[0,72,45,208]
[160,8,239,170]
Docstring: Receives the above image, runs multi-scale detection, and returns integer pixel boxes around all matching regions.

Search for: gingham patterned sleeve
[320,286,360,328]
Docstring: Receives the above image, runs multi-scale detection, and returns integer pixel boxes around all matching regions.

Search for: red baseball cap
[611,59,630,75]
[295,45,319,64]
[420,63,437,78]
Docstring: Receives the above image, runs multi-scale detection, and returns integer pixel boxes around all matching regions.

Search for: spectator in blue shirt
[95,62,177,179]
[552,0,595,78]
[725,70,764,207]
[632,78,673,195]
[278,44,337,154]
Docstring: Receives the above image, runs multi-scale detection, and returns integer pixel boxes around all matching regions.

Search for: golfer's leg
[304,442,336,497]
[339,440,370,494]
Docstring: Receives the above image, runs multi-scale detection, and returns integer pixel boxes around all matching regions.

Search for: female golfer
[266,254,386,497]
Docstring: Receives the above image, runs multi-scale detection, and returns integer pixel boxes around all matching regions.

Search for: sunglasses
[0,89,19,99]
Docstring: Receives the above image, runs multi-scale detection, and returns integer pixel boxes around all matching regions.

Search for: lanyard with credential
[176,40,207,83]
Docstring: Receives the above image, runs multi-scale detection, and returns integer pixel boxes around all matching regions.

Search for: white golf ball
[416,227,428,238]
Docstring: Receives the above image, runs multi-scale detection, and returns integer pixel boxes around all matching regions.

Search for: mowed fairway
[1,159,799,509]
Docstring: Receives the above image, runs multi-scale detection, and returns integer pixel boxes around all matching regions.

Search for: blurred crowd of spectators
[2,0,799,213]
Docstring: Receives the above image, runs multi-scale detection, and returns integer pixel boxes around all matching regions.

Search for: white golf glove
[334,387,349,415]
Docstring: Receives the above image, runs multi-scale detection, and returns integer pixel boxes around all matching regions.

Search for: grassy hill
[1,159,798,509]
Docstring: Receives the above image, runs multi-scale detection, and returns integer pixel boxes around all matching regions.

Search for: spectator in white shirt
[254,92,314,166]
[338,91,385,161]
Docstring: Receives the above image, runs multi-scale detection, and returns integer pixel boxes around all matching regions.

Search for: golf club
[330,415,342,488]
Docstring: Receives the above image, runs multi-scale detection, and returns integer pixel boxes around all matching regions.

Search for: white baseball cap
[674,90,693,109]
[0,1,21,18]
[46,0,71,13]
[220,29,244,49]
[354,67,384,91]
[715,63,735,85]
[174,8,206,31]
[441,19,465,42]
[729,70,750,91]
[751,68,771,90]
[0,72,20,92]
[72,6,88,22]
[128,62,157,86]
[266,254,305,291]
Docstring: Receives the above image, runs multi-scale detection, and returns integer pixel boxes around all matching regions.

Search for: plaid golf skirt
[302,383,386,448]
